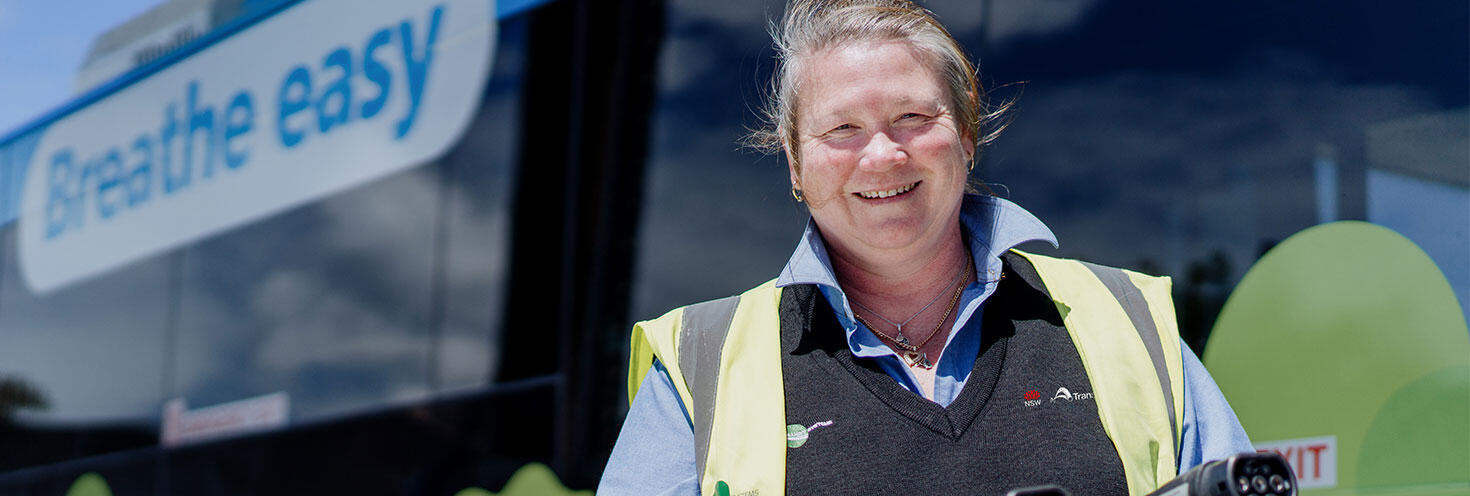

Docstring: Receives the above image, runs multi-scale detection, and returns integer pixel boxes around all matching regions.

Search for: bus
[0,0,1464,493]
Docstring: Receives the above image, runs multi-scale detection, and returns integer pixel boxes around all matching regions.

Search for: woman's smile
[855,181,920,200]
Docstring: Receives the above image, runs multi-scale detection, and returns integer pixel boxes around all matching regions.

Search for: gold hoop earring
[791,187,805,203]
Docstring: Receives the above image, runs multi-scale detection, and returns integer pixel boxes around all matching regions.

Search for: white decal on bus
[19,0,495,293]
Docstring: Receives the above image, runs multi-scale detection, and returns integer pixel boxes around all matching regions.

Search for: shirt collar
[776,194,1059,290]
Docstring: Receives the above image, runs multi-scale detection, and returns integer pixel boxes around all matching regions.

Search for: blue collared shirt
[599,196,1253,495]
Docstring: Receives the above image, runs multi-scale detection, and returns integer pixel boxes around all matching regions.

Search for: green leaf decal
[65,473,112,496]
[454,463,591,496]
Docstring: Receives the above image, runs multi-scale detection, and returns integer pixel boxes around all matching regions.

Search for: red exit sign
[1255,435,1337,489]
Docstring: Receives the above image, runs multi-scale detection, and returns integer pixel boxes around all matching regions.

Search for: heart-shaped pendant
[901,351,934,369]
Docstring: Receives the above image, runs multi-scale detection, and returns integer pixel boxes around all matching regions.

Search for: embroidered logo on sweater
[786,420,834,448]
[1051,386,1094,402]
[1024,387,1094,407]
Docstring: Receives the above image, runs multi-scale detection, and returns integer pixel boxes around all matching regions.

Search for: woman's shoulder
[1006,250,1173,285]
[639,278,782,323]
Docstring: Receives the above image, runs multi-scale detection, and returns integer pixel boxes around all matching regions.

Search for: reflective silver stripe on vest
[1081,262,1180,463]
[679,295,741,485]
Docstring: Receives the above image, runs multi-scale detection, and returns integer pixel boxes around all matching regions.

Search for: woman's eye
[824,124,856,137]
[898,113,924,121]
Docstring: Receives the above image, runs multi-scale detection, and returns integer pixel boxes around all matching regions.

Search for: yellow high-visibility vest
[627,251,1185,495]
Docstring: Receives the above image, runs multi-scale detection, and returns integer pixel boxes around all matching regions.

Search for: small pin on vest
[785,420,834,448]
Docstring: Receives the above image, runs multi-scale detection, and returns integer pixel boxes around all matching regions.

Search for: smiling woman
[601,1,1255,495]
[788,38,974,392]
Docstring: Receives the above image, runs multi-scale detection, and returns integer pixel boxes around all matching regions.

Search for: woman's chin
[840,223,935,253]
[813,204,954,255]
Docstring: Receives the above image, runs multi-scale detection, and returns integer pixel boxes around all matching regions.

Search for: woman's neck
[828,222,971,311]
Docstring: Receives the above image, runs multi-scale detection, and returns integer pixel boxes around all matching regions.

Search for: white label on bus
[162,392,290,447]
[19,0,495,294]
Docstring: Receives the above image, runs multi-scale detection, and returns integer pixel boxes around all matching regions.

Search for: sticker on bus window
[19,0,496,294]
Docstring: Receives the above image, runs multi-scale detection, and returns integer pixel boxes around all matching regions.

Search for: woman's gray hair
[747,0,1011,175]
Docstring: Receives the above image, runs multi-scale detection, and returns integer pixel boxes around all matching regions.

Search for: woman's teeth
[857,182,918,199]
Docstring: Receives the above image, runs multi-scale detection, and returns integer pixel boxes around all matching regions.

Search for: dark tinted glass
[170,9,528,423]
[0,228,171,469]
[0,13,530,472]
[630,2,807,322]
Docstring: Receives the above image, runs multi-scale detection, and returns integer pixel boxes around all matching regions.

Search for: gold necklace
[849,256,969,343]
[852,257,972,370]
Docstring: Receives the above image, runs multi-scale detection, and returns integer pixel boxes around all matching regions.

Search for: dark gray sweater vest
[780,253,1129,495]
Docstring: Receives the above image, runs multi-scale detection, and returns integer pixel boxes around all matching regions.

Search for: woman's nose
[857,131,906,171]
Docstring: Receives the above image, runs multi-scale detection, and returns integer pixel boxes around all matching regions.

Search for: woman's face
[790,39,971,258]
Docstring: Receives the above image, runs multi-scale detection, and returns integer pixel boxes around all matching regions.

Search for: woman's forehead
[795,40,947,119]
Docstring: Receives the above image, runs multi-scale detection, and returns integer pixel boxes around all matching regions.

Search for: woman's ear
[965,89,980,144]
[961,90,979,167]
[785,140,800,187]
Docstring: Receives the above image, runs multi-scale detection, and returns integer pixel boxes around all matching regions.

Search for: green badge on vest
[786,420,834,448]
[786,423,809,448]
